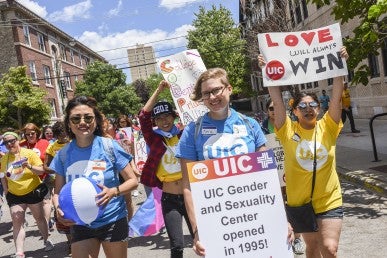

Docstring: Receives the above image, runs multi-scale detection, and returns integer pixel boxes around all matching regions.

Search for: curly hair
[51,121,66,138]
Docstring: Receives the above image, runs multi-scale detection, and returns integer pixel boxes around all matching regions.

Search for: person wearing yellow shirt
[1,131,54,258]
[259,46,348,257]
[341,82,360,133]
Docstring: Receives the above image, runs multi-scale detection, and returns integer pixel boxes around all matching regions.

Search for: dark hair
[64,96,104,139]
[51,121,66,138]
[41,125,53,139]
[291,92,320,110]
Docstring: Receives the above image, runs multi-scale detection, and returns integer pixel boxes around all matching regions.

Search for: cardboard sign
[157,49,208,125]
[265,133,285,186]
[187,150,292,258]
[258,23,348,86]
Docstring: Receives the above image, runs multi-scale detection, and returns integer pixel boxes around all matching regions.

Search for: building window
[70,49,75,63]
[23,25,30,45]
[60,44,67,61]
[43,65,51,85]
[301,0,308,19]
[49,99,57,118]
[79,53,83,67]
[38,33,45,52]
[313,81,319,88]
[368,54,380,78]
[327,78,333,86]
[347,69,355,82]
[29,61,37,82]
[382,37,387,76]
[295,1,302,24]
[64,72,72,89]
[289,0,295,27]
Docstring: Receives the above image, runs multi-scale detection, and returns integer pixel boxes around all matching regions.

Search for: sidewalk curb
[337,168,387,197]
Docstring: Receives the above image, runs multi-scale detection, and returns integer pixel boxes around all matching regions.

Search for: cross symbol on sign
[256,152,274,169]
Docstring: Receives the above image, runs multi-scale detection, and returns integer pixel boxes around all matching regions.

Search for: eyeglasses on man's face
[69,115,95,124]
[268,106,274,111]
[297,101,319,110]
[201,86,227,100]
[4,138,17,146]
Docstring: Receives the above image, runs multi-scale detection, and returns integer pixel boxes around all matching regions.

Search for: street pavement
[0,118,386,258]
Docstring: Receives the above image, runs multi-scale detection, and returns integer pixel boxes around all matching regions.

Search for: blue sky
[17,0,239,82]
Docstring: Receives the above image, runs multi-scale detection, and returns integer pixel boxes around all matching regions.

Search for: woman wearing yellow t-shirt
[259,47,348,257]
[1,131,54,257]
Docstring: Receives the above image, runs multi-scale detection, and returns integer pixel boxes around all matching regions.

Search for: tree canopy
[310,0,387,85]
[75,61,142,117]
[0,66,51,129]
[187,5,249,95]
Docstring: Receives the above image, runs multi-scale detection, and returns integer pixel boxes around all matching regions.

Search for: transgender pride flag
[129,187,165,236]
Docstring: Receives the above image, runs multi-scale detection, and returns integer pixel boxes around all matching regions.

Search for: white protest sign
[157,49,208,125]
[265,133,286,187]
[187,150,292,258]
[258,23,348,86]
[133,130,147,172]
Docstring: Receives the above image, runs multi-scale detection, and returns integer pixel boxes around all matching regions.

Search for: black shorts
[6,186,44,206]
[71,217,128,243]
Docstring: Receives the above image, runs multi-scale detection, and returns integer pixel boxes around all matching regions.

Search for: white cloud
[77,24,193,68]
[159,0,201,11]
[16,0,47,18]
[48,0,93,22]
[107,0,123,17]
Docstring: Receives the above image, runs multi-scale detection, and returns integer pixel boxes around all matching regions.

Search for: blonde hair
[191,68,230,101]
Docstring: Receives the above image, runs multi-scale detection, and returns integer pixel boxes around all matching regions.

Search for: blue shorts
[71,217,128,243]
[316,206,343,219]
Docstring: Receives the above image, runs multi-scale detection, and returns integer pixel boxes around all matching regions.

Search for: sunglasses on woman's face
[297,101,319,110]
[3,138,17,145]
[25,132,36,137]
[69,115,95,124]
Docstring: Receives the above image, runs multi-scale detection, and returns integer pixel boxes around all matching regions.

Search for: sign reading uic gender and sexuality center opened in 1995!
[186,150,293,258]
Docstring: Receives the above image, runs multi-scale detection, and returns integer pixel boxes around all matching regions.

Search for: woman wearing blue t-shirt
[50,96,138,258]
[176,68,279,256]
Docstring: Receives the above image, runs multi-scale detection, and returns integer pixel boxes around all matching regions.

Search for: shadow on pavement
[128,233,193,250]
[341,181,385,219]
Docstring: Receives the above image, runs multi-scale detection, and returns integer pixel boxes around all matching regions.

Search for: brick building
[0,0,105,121]
[239,0,387,118]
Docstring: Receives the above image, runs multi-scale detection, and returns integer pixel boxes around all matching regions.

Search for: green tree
[310,0,387,85]
[75,61,142,117]
[145,73,173,104]
[132,79,149,104]
[0,66,50,129]
[187,5,249,95]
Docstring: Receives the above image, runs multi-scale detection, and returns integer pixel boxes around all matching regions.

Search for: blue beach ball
[59,177,104,225]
